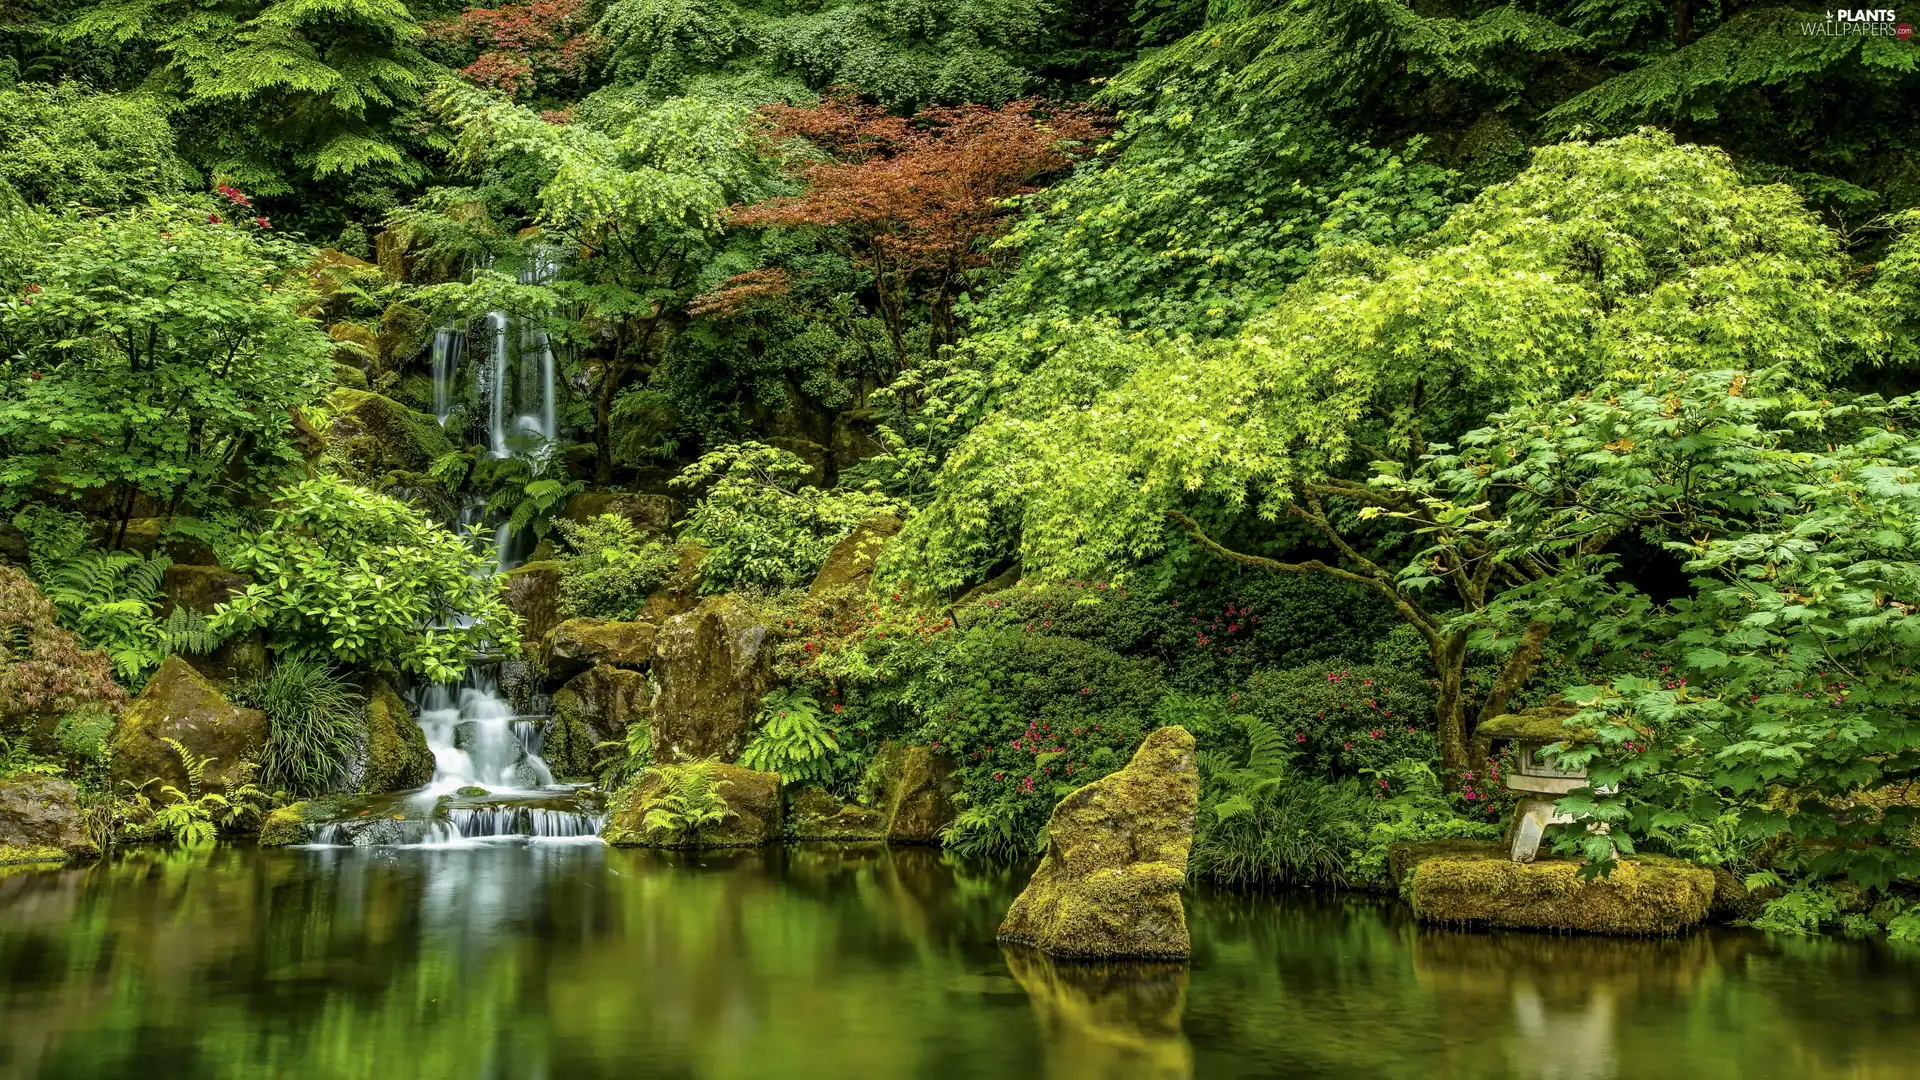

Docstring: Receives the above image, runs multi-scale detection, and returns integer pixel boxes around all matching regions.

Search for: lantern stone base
[1401,841,1715,935]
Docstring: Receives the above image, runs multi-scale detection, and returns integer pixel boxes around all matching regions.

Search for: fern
[739,688,841,786]
[38,548,172,683]
[637,759,735,845]
[160,607,228,657]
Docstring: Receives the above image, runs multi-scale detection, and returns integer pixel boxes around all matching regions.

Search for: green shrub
[955,571,1398,689]
[1350,759,1503,886]
[553,513,676,620]
[636,759,735,846]
[1190,715,1377,887]
[234,661,365,797]
[928,630,1164,857]
[1241,664,1437,781]
[210,476,520,680]
[673,442,898,592]
[14,506,173,685]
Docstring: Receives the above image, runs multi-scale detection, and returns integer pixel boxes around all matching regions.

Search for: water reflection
[1003,948,1193,1080]
[0,846,1917,1080]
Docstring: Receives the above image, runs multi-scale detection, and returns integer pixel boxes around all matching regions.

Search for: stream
[2,843,1917,1079]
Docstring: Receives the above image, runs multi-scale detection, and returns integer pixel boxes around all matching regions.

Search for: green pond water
[1,842,1917,1080]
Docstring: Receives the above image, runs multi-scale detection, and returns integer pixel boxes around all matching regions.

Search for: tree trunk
[1432,633,1471,786]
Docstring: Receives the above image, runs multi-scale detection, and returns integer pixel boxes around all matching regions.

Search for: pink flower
[1296,733,1306,743]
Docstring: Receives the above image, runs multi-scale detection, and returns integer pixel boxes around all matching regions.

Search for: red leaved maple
[727,90,1106,365]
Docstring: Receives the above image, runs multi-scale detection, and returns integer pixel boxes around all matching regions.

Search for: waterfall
[429,328,463,426]
[414,670,558,796]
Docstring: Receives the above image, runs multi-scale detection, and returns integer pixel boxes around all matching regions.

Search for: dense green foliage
[552,512,676,618]
[210,476,517,680]
[233,660,365,796]
[7,0,1920,938]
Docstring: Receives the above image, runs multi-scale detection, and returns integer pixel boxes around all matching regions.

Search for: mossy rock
[258,802,314,847]
[110,655,267,793]
[1406,841,1715,935]
[0,843,70,866]
[0,774,96,861]
[603,762,782,848]
[641,544,708,623]
[560,491,678,536]
[503,560,563,657]
[333,362,370,390]
[111,519,218,564]
[998,726,1199,960]
[869,742,960,844]
[326,387,454,478]
[809,516,901,596]
[648,595,771,763]
[160,564,250,616]
[787,787,889,841]
[359,678,434,793]
[547,664,649,779]
[544,618,657,681]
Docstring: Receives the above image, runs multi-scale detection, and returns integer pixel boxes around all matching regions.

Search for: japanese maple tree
[729,91,1104,368]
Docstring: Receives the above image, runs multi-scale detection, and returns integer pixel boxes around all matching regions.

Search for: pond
[1,842,1916,1079]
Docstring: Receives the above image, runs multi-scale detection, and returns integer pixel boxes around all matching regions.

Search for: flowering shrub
[927,632,1163,857]
[1241,664,1437,782]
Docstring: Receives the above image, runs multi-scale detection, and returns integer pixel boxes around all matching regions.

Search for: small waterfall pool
[306,671,606,848]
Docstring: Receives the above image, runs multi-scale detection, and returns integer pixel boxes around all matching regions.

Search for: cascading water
[429,328,463,426]
[303,251,601,848]
[416,674,557,795]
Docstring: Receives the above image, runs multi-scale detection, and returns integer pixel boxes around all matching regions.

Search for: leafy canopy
[0,202,334,518]
[885,131,1880,592]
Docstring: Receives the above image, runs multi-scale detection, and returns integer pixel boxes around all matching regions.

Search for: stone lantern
[1473,706,1608,863]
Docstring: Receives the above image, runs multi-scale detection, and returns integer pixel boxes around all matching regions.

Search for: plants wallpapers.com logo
[1801,8,1914,35]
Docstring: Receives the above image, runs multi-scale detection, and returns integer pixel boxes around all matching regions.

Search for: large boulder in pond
[648,595,771,763]
[544,617,655,682]
[110,655,267,792]
[0,774,97,863]
[787,786,890,841]
[997,726,1199,960]
[809,516,901,596]
[546,664,649,779]
[358,678,434,793]
[603,762,781,848]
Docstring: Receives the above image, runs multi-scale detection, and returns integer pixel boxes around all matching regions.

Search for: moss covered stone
[359,678,434,793]
[809,516,901,596]
[869,742,961,844]
[560,491,677,536]
[503,560,563,658]
[546,664,649,779]
[258,802,313,847]
[0,843,69,866]
[111,655,267,792]
[544,618,656,681]
[787,787,890,841]
[641,543,707,623]
[649,595,771,763]
[603,762,782,848]
[1406,841,1715,934]
[998,726,1199,960]
[326,387,453,478]
[0,774,96,860]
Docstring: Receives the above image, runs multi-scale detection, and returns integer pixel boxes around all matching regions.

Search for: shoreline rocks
[648,596,771,763]
[0,775,97,863]
[997,726,1199,960]
[110,656,266,793]
[1403,840,1715,935]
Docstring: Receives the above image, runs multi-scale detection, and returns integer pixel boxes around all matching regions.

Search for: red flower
[208,213,222,223]
[255,216,271,229]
